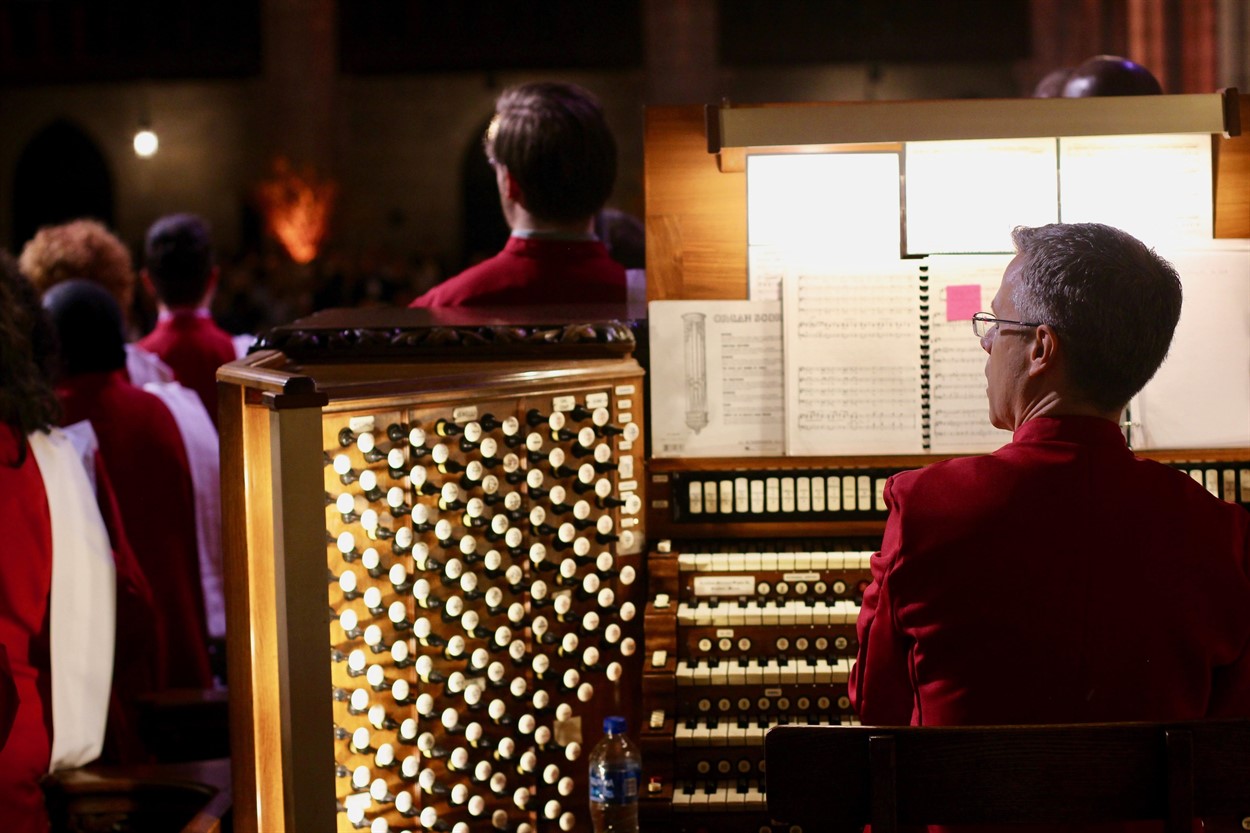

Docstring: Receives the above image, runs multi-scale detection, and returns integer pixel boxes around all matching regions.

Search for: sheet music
[747,152,902,299]
[1059,134,1213,245]
[648,300,785,458]
[1131,243,1250,449]
[783,262,924,455]
[926,255,1015,453]
[904,138,1059,255]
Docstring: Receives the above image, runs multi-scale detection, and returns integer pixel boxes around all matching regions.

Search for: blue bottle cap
[603,716,627,734]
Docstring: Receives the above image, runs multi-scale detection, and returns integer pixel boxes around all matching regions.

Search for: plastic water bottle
[588,715,642,833]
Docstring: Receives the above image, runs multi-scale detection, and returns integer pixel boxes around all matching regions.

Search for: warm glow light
[133,129,159,158]
[255,157,337,264]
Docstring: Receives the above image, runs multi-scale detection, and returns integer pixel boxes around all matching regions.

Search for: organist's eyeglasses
[971,311,1043,339]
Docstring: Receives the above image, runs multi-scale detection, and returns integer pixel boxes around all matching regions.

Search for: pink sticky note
[945,284,982,322]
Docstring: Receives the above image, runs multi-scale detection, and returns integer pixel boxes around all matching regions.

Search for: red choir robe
[137,310,238,426]
[0,424,159,833]
[410,235,626,308]
[56,371,213,690]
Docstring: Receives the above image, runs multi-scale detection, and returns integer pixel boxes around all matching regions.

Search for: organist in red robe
[44,279,214,691]
[852,224,1250,732]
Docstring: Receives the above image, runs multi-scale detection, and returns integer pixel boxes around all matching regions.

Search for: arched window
[12,119,114,249]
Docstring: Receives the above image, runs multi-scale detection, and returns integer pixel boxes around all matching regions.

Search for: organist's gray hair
[1010,223,1182,413]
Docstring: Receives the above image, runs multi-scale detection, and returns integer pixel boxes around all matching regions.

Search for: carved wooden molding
[255,320,638,362]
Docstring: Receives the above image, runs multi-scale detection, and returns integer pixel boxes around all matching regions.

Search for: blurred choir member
[1033,54,1163,98]
[411,82,626,307]
[138,213,242,426]
[43,280,215,690]
[22,219,226,651]
[0,254,158,833]
[19,219,174,386]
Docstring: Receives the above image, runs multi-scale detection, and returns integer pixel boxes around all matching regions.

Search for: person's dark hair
[0,251,61,446]
[484,82,616,224]
[1031,67,1073,98]
[1062,55,1162,97]
[1010,223,1182,412]
[43,279,128,378]
[144,213,215,307]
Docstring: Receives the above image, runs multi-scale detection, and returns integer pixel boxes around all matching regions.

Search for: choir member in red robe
[43,279,213,691]
[0,255,158,833]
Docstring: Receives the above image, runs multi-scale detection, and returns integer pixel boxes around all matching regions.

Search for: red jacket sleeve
[850,476,916,725]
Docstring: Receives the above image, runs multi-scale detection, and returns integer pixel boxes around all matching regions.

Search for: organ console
[220,93,1250,833]
[219,309,646,833]
[631,92,1250,833]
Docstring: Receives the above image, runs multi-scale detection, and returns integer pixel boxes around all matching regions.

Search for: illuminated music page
[926,255,1015,453]
[648,300,785,458]
[904,138,1059,255]
[1130,243,1250,449]
[747,152,902,299]
[783,263,924,455]
[1059,134,1213,244]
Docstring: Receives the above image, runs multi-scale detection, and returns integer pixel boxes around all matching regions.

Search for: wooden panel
[644,106,747,301]
[1214,93,1250,238]
[269,407,337,832]
[714,93,1232,148]
[219,383,264,833]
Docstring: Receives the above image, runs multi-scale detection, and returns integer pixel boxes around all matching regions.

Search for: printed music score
[1059,134,1214,245]
[783,263,924,455]
[904,138,1059,255]
[1130,242,1250,449]
[746,152,902,300]
[649,300,785,457]
[926,255,1014,453]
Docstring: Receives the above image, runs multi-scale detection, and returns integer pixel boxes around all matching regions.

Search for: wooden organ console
[219,308,646,833]
[636,91,1250,833]
[219,92,1250,833]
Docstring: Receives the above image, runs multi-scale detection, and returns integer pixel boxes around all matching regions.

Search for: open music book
[651,244,1249,458]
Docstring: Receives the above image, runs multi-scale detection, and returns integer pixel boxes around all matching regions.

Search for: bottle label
[589,764,640,805]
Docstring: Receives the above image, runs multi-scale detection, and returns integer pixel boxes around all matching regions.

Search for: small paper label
[452,405,479,422]
[615,384,636,395]
[715,628,735,637]
[693,575,755,597]
[552,395,575,412]
[783,572,820,582]
[586,392,609,409]
[617,399,633,409]
[347,415,376,434]
[946,284,982,322]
